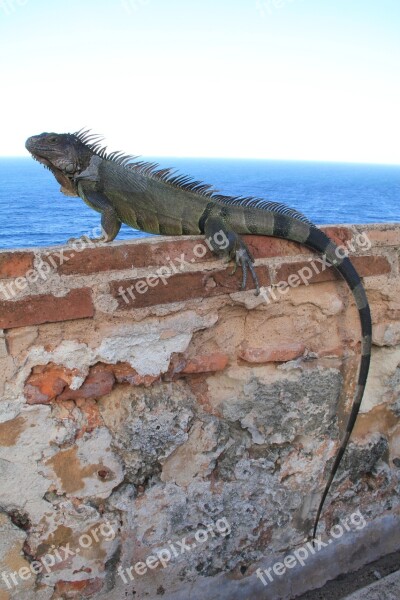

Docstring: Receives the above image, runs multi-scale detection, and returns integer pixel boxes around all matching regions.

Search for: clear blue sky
[1,0,399,162]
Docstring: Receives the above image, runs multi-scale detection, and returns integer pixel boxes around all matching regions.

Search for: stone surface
[0,224,398,599]
[0,331,7,359]
[43,427,124,498]
[372,322,400,347]
[342,569,400,600]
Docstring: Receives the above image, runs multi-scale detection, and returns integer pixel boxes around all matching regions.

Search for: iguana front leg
[72,187,122,243]
[204,215,260,295]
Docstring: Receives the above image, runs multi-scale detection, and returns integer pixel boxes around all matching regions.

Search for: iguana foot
[203,215,260,295]
[233,243,260,296]
[67,235,108,245]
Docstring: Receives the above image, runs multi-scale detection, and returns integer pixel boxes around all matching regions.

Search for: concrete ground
[295,550,400,600]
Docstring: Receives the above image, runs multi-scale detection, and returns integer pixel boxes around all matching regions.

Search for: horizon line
[1,154,400,168]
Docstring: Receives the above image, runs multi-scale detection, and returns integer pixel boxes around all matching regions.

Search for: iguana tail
[219,205,372,538]
[303,227,372,539]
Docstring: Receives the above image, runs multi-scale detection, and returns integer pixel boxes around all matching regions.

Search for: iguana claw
[234,246,260,296]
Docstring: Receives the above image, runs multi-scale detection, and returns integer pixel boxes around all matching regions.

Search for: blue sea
[0,157,399,249]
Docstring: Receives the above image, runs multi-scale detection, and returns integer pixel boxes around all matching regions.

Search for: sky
[1,0,400,163]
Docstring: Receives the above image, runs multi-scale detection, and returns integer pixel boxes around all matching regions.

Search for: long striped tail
[303,227,372,539]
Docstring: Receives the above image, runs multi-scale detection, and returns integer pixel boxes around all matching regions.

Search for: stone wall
[0,223,399,600]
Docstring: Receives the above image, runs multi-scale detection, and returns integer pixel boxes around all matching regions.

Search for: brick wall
[0,224,399,600]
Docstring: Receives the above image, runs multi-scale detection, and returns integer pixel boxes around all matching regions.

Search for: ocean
[0,157,399,249]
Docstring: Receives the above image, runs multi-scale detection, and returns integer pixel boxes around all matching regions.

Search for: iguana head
[25,131,94,197]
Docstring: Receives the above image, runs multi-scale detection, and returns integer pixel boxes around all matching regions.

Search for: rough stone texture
[342,569,400,600]
[0,224,399,599]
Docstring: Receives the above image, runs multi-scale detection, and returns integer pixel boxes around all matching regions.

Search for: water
[0,157,399,249]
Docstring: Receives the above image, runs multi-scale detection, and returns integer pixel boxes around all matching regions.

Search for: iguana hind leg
[203,215,260,295]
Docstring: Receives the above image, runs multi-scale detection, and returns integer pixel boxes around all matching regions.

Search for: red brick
[55,238,215,276]
[350,256,391,277]
[54,578,104,597]
[321,226,353,246]
[110,266,270,309]
[243,235,308,259]
[181,353,229,374]
[274,261,339,286]
[24,363,79,405]
[112,362,159,386]
[366,228,400,247]
[58,365,115,401]
[0,288,94,329]
[48,225,364,277]
[274,255,391,287]
[240,343,305,363]
[243,227,352,259]
[0,251,34,279]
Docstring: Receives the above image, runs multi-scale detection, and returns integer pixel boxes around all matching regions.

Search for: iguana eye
[49,136,58,143]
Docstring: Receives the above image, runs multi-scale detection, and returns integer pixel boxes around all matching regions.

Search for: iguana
[25,129,372,539]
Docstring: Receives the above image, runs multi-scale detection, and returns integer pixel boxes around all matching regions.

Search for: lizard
[25,129,372,540]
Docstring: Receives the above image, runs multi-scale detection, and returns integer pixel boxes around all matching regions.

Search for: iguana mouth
[29,152,78,197]
[30,153,53,169]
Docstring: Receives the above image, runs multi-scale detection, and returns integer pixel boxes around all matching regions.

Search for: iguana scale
[25,129,372,539]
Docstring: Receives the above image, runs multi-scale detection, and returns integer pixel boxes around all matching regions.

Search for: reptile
[25,129,372,539]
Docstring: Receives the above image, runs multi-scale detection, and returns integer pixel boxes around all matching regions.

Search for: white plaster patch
[97,311,218,376]
[0,406,55,523]
[362,346,400,413]
[23,312,218,382]
[43,428,124,500]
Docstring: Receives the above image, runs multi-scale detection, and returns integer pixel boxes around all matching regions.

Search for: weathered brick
[112,362,159,386]
[0,251,34,279]
[274,261,338,286]
[244,227,352,259]
[181,353,229,374]
[58,364,115,401]
[321,226,354,246]
[54,579,104,597]
[350,256,391,277]
[24,364,77,405]
[55,238,215,276]
[243,236,307,258]
[54,227,355,277]
[110,266,270,309]
[240,343,305,363]
[0,289,94,329]
[366,228,400,247]
[274,255,391,287]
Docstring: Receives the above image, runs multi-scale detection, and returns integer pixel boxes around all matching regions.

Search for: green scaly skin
[25,129,372,540]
